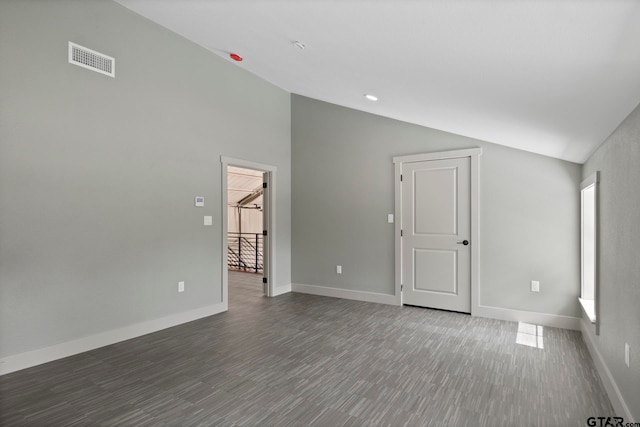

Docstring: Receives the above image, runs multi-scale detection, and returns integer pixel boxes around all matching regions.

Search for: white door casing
[393,148,481,313]
[221,156,277,303]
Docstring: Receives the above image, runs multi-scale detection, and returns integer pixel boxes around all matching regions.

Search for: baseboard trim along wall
[0,302,227,376]
[291,284,582,329]
[272,283,292,296]
[292,283,398,305]
[580,319,634,422]
[474,304,581,330]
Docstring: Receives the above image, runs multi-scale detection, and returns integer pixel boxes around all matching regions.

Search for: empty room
[0,0,638,425]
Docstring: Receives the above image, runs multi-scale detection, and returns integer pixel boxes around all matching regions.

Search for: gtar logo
[587,417,624,427]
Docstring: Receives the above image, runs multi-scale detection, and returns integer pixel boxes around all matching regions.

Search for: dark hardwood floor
[0,271,613,426]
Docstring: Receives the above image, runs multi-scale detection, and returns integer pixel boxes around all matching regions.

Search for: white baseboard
[580,319,634,422]
[473,304,581,330]
[292,283,398,305]
[0,302,227,376]
[291,285,579,329]
[272,283,292,296]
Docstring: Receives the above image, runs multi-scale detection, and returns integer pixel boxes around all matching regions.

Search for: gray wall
[582,103,640,420]
[0,0,291,358]
[292,95,581,317]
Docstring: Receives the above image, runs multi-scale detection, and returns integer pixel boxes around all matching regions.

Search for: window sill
[579,298,596,324]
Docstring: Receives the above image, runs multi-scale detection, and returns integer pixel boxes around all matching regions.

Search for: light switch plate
[195,196,204,207]
[531,280,540,292]
[178,281,185,293]
[204,216,213,226]
[387,214,394,223]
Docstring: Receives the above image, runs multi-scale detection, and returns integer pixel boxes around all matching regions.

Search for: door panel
[414,168,457,235]
[402,157,471,313]
[414,249,457,294]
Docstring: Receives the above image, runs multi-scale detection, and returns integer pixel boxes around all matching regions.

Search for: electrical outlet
[178,281,185,293]
[531,280,540,292]
[336,265,342,274]
[625,343,630,367]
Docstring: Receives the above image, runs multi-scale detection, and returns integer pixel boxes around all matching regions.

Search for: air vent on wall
[68,42,115,78]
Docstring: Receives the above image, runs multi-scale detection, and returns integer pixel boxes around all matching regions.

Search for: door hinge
[400,229,403,237]
[262,277,267,284]
[401,284,403,292]
[263,182,267,189]
[263,230,267,236]
[400,174,403,182]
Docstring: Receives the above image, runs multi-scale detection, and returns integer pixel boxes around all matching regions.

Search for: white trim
[271,283,292,296]
[581,319,635,422]
[221,156,278,174]
[393,148,482,164]
[394,148,482,313]
[221,156,277,298]
[474,304,581,330]
[580,171,600,188]
[581,170,600,335]
[292,283,397,305]
[0,302,226,376]
[470,151,481,316]
[578,298,596,323]
[393,160,403,305]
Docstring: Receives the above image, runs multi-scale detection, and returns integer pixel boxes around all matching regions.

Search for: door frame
[221,156,277,303]
[393,148,482,314]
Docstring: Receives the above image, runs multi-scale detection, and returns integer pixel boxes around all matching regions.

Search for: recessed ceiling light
[293,41,306,50]
[365,94,378,101]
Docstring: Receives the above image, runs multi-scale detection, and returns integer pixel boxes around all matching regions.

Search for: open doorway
[227,166,265,300]
[227,166,264,274]
[221,156,277,309]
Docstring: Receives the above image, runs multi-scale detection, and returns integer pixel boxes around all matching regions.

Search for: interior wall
[582,102,640,420]
[0,0,291,358]
[291,95,581,317]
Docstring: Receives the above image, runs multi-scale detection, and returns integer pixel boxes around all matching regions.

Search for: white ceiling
[115,0,640,163]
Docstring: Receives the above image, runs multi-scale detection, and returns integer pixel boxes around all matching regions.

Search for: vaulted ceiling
[116,0,640,163]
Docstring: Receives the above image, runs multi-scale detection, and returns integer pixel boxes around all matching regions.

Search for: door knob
[457,240,469,245]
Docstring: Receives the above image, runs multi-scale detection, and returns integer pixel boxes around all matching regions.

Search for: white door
[402,157,471,313]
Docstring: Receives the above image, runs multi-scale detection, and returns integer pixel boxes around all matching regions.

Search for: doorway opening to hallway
[221,156,277,307]
[227,165,265,301]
